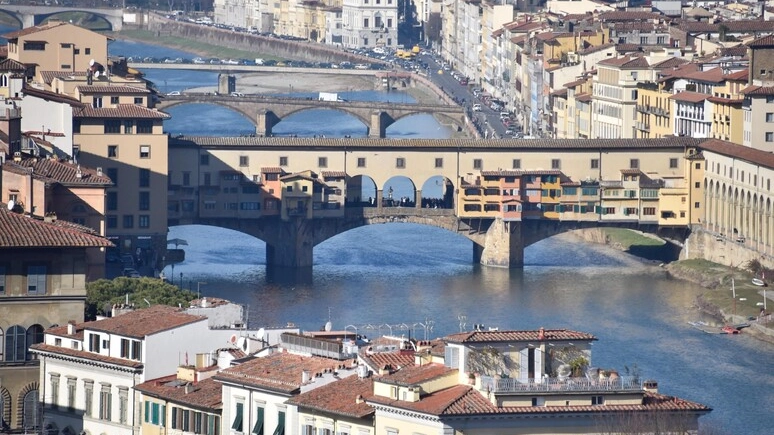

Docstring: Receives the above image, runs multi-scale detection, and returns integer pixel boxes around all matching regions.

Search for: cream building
[480,2,514,98]
[592,55,652,139]
[340,0,399,48]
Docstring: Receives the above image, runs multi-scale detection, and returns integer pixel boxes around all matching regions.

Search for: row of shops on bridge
[168,159,702,227]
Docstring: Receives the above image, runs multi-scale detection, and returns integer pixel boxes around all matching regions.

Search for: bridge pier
[265,219,314,268]
[370,111,395,138]
[256,110,280,137]
[477,218,524,268]
[415,189,422,209]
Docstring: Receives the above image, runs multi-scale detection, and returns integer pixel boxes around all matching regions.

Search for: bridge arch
[383,175,417,207]
[161,102,256,135]
[347,175,377,206]
[0,11,22,28]
[387,111,465,133]
[37,12,112,30]
[275,106,370,129]
[419,175,455,209]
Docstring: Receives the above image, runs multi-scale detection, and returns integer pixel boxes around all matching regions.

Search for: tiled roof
[261,167,284,174]
[369,386,709,416]
[0,58,27,72]
[481,169,563,177]
[2,21,68,39]
[576,93,592,103]
[620,169,642,175]
[719,45,748,58]
[40,70,88,85]
[214,352,354,394]
[563,78,587,88]
[746,34,774,48]
[669,91,709,103]
[598,55,648,68]
[598,11,664,22]
[74,104,170,119]
[378,363,455,386]
[741,85,774,96]
[680,21,774,33]
[360,349,415,372]
[87,305,205,339]
[724,69,748,81]
[286,374,374,418]
[700,139,774,170]
[135,376,223,411]
[578,42,615,55]
[707,96,743,105]
[46,322,86,340]
[22,86,84,107]
[170,136,704,151]
[321,170,346,179]
[444,328,597,344]
[5,158,113,186]
[0,206,112,247]
[31,343,143,369]
[77,85,150,94]
[652,57,688,69]
[551,88,568,97]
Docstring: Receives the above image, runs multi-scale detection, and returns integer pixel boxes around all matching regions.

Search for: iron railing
[479,375,642,393]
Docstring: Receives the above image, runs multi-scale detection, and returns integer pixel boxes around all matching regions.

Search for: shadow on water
[266,266,313,286]
[626,240,682,263]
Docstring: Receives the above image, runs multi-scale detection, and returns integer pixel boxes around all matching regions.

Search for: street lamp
[197,281,207,299]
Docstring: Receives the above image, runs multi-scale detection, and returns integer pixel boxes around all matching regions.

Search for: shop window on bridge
[464,188,481,196]
[464,204,482,212]
[484,204,500,212]
[484,188,499,196]
[240,202,260,210]
[581,187,597,196]
[623,207,638,216]
[505,204,521,212]
[643,207,656,215]
[563,187,577,195]
[603,207,615,215]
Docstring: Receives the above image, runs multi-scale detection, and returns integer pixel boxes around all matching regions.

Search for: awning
[252,408,264,435]
[272,417,285,435]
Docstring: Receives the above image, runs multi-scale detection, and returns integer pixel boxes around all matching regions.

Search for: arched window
[0,75,7,87]
[5,325,25,362]
[23,389,39,431]
[0,387,10,430]
[26,325,44,360]
[0,327,4,361]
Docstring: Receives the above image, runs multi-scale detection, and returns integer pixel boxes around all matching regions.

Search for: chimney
[643,380,658,394]
[355,394,364,404]
[67,320,76,335]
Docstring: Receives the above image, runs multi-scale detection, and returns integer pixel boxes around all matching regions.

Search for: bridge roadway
[169,136,701,269]
[128,63,385,75]
[156,94,466,138]
[0,5,123,29]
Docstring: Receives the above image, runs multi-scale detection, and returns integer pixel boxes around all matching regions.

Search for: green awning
[252,408,264,435]
[231,403,243,431]
[272,415,285,435]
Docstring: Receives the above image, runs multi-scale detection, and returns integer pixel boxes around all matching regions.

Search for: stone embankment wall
[146,16,384,66]
[682,227,774,270]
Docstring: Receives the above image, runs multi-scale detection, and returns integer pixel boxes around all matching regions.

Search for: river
[103,38,774,434]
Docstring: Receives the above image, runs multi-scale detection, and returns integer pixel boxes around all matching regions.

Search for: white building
[31,305,264,435]
[340,0,399,49]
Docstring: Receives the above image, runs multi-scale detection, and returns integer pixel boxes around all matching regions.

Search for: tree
[85,277,198,320]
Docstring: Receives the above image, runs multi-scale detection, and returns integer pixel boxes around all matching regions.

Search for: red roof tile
[214,352,354,394]
[5,158,112,186]
[741,85,774,96]
[287,374,374,418]
[378,363,455,386]
[368,385,494,415]
[682,20,774,33]
[74,104,170,119]
[0,58,27,72]
[2,21,68,39]
[700,139,774,170]
[669,91,709,103]
[444,328,596,344]
[261,167,284,174]
[87,305,205,339]
[321,170,347,179]
[31,343,144,369]
[360,349,415,372]
[77,85,150,94]
[22,86,84,107]
[135,376,223,411]
[599,11,665,22]
[0,206,112,247]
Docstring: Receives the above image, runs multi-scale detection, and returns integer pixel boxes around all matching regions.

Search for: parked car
[167,91,181,96]
[472,103,482,112]
[230,92,245,97]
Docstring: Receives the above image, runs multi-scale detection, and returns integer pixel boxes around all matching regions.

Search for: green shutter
[252,407,264,435]
[161,404,166,427]
[232,403,244,431]
[144,401,150,423]
[272,411,285,435]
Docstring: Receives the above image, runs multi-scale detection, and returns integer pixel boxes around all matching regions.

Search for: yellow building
[3,21,109,77]
[635,81,673,139]
[709,68,747,144]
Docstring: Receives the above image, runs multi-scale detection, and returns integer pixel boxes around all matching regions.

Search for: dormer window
[93,96,103,108]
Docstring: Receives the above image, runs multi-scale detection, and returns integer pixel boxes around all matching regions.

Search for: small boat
[752,278,766,287]
[721,325,741,334]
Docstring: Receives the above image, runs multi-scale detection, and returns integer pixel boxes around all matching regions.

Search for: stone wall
[682,228,774,270]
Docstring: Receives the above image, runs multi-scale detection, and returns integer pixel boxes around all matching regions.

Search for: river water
[106,39,774,434]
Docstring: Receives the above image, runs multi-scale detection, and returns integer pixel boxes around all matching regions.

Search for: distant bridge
[0,5,123,30]
[156,94,467,138]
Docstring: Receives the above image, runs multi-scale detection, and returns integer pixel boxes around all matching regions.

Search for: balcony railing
[480,375,642,393]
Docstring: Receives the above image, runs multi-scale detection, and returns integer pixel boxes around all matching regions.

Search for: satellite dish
[237,336,247,351]
[229,334,237,344]
[324,321,332,332]
[89,59,95,67]
[256,328,265,341]
[94,70,100,78]
[7,200,15,211]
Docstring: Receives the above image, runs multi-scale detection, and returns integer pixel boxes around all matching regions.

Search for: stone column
[376,189,384,209]
[415,189,422,209]
[256,109,279,137]
[369,112,384,138]
[265,219,314,268]
[478,218,524,267]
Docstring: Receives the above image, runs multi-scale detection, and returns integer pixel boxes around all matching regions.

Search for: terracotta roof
[214,352,354,394]
[46,322,86,340]
[444,328,596,344]
[0,58,27,72]
[563,78,587,88]
[481,169,563,177]
[40,70,88,85]
[700,139,774,170]
[719,45,748,58]
[369,386,709,416]
[261,167,284,174]
[746,34,774,48]
[22,86,84,107]
[286,374,374,418]
[31,343,143,369]
[652,57,688,69]
[620,169,642,175]
[669,91,709,103]
[360,349,415,372]
[77,85,150,94]
[599,11,664,22]
[724,69,748,81]
[87,305,205,339]
[551,88,568,97]
[5,158,112,186]
[378,363,455,386]
[321,171,346,179]
[576,93,592,103]
[74,104,170,119]
[741,85,774,96]
[578,42,615,55]
[0,206,112,247]
[135,376,223,411]
[681,21,774,33]
[2,21,68,39]
[707,96,743,105]
[598,55,649,68]
[615,44,642,54]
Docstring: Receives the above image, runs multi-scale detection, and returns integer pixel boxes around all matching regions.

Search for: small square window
[767,132,774,142]
[694,202,700,209]
[591,159,599,169]
[629,159,639,169]
[357,157,366,168]
[140,145,150,158]
[695,182,700,188]
[473,159,483,169]
[302,186,308,192]
[110,96,119,104]
[200,154,209,165]
[108,145,118,158]
[318,157,327,168]
[669,158,678,168]
[512,159,521,169]
[396,158,405,168]
[123,215,134,228]
[279,156,288,166]
[435,158,443,168]
[551,159,561,169]
[134,97,143,104]
[85,48,91,55]
[239,156,249,167]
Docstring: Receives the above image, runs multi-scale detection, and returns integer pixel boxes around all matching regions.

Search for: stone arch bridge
[192,208,687,269]
[0,5,123,30]
[156,94,467,138]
